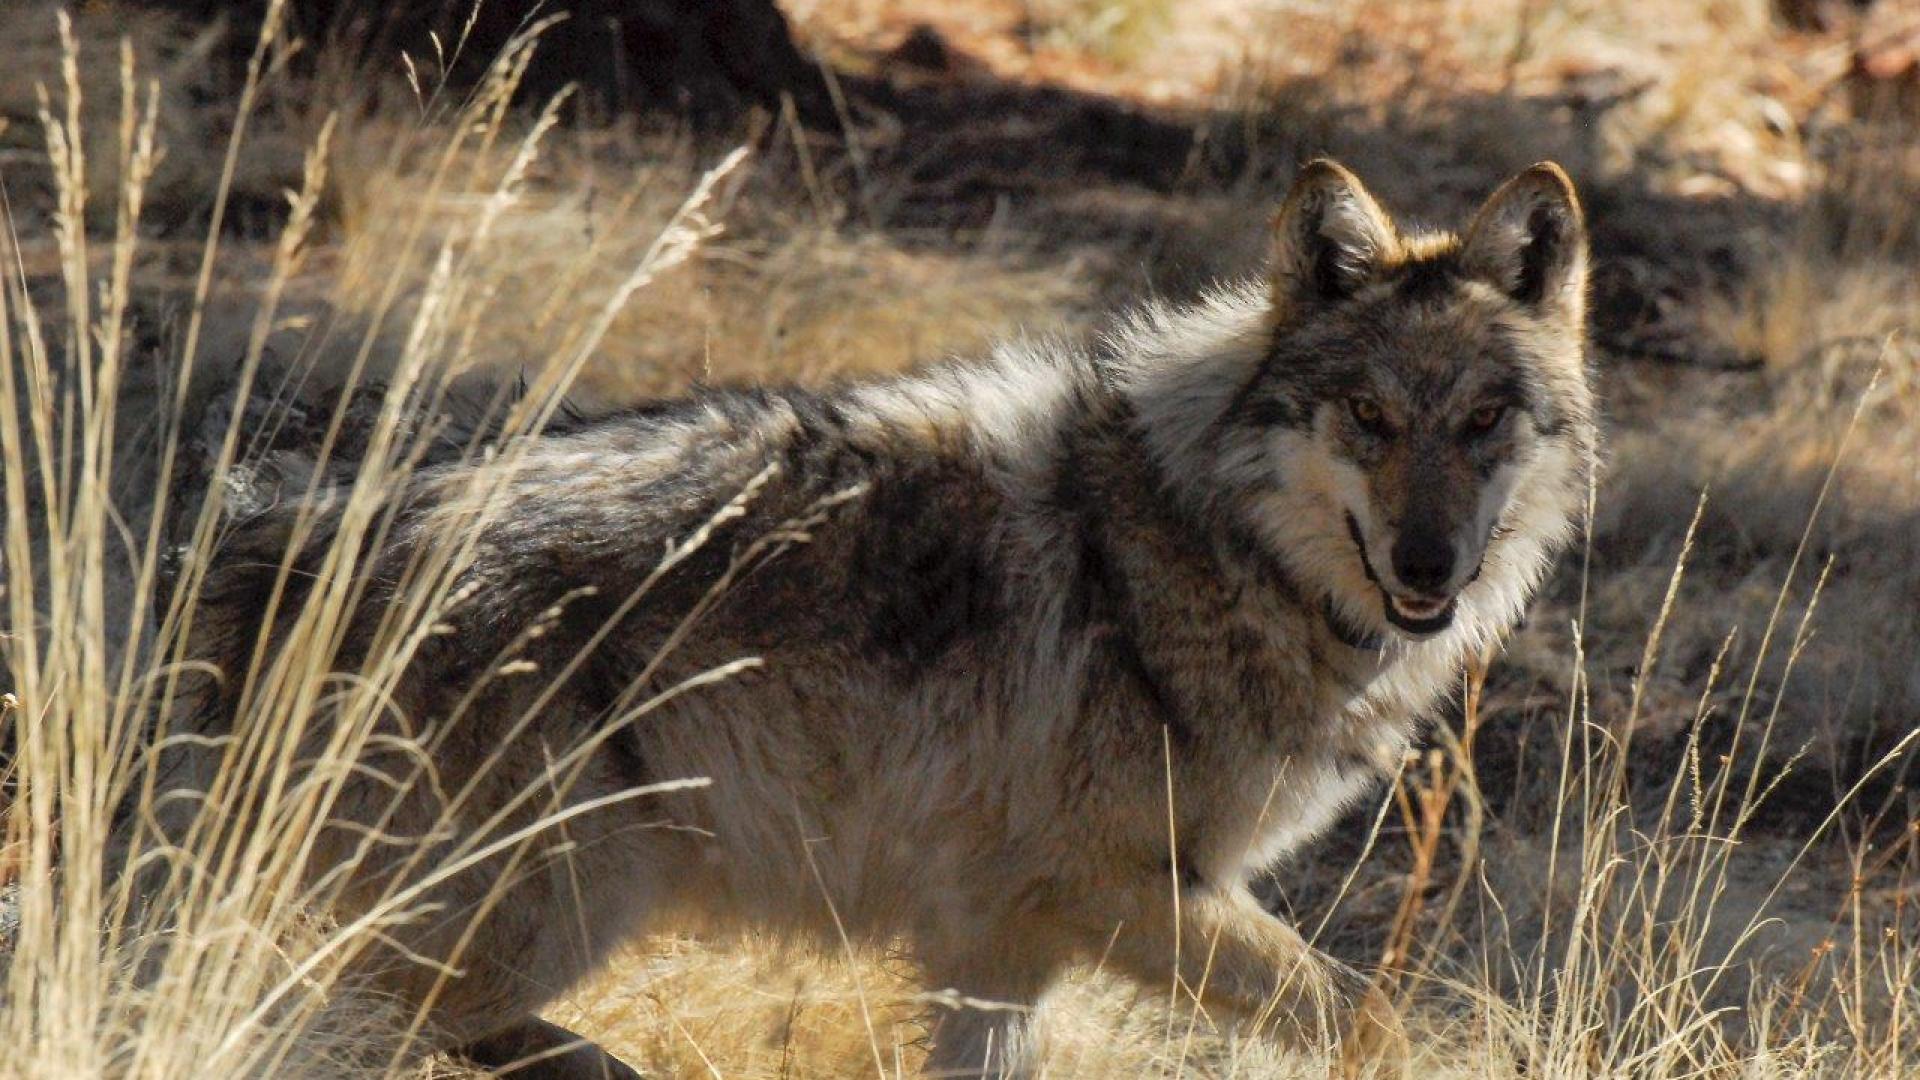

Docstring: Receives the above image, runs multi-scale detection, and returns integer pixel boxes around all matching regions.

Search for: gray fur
[160,160,1596,1078]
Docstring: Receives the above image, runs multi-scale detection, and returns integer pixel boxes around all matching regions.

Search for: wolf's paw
[1334,982,1407,1080]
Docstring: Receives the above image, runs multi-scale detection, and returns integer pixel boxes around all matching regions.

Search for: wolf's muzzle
[1344,512,1458,638]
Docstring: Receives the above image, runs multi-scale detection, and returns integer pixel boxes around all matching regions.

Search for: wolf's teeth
[1391,596,1445,618]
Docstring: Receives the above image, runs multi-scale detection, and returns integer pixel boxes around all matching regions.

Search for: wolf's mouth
[1382,592,1457,636]
[1343,513,1458,639]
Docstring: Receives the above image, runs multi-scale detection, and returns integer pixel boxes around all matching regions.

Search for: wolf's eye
[1467,404,1507,435]
[1348,397,1385,431]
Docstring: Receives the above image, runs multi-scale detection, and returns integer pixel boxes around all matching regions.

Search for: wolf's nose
[1391,531,1455,594]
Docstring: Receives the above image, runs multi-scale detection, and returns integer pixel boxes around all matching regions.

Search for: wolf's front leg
[1107,884,1406,1077]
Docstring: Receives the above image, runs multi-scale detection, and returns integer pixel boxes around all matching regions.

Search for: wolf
[161,159,1595,1078]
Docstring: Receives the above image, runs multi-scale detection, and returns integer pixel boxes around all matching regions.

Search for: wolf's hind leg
[922,999,1040,1080]
[361,821,674,1076]
[918,947,1053,1079]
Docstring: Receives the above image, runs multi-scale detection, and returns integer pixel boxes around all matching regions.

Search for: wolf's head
[1124,160,1596,645]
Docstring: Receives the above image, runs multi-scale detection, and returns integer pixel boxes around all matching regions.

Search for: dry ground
[2,0,1918,1076]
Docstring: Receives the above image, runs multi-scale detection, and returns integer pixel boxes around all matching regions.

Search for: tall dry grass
[0,8,749,1075]
[0,2,1916,1078]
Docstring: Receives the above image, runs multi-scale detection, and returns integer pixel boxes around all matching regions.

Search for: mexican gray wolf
[157,158,1596,1078]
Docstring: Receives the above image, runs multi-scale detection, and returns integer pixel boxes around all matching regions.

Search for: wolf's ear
[1460,163,1587,320]
[1270,159,1397,305]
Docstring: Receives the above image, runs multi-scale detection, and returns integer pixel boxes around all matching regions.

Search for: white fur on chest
[1237,628,1467,875]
